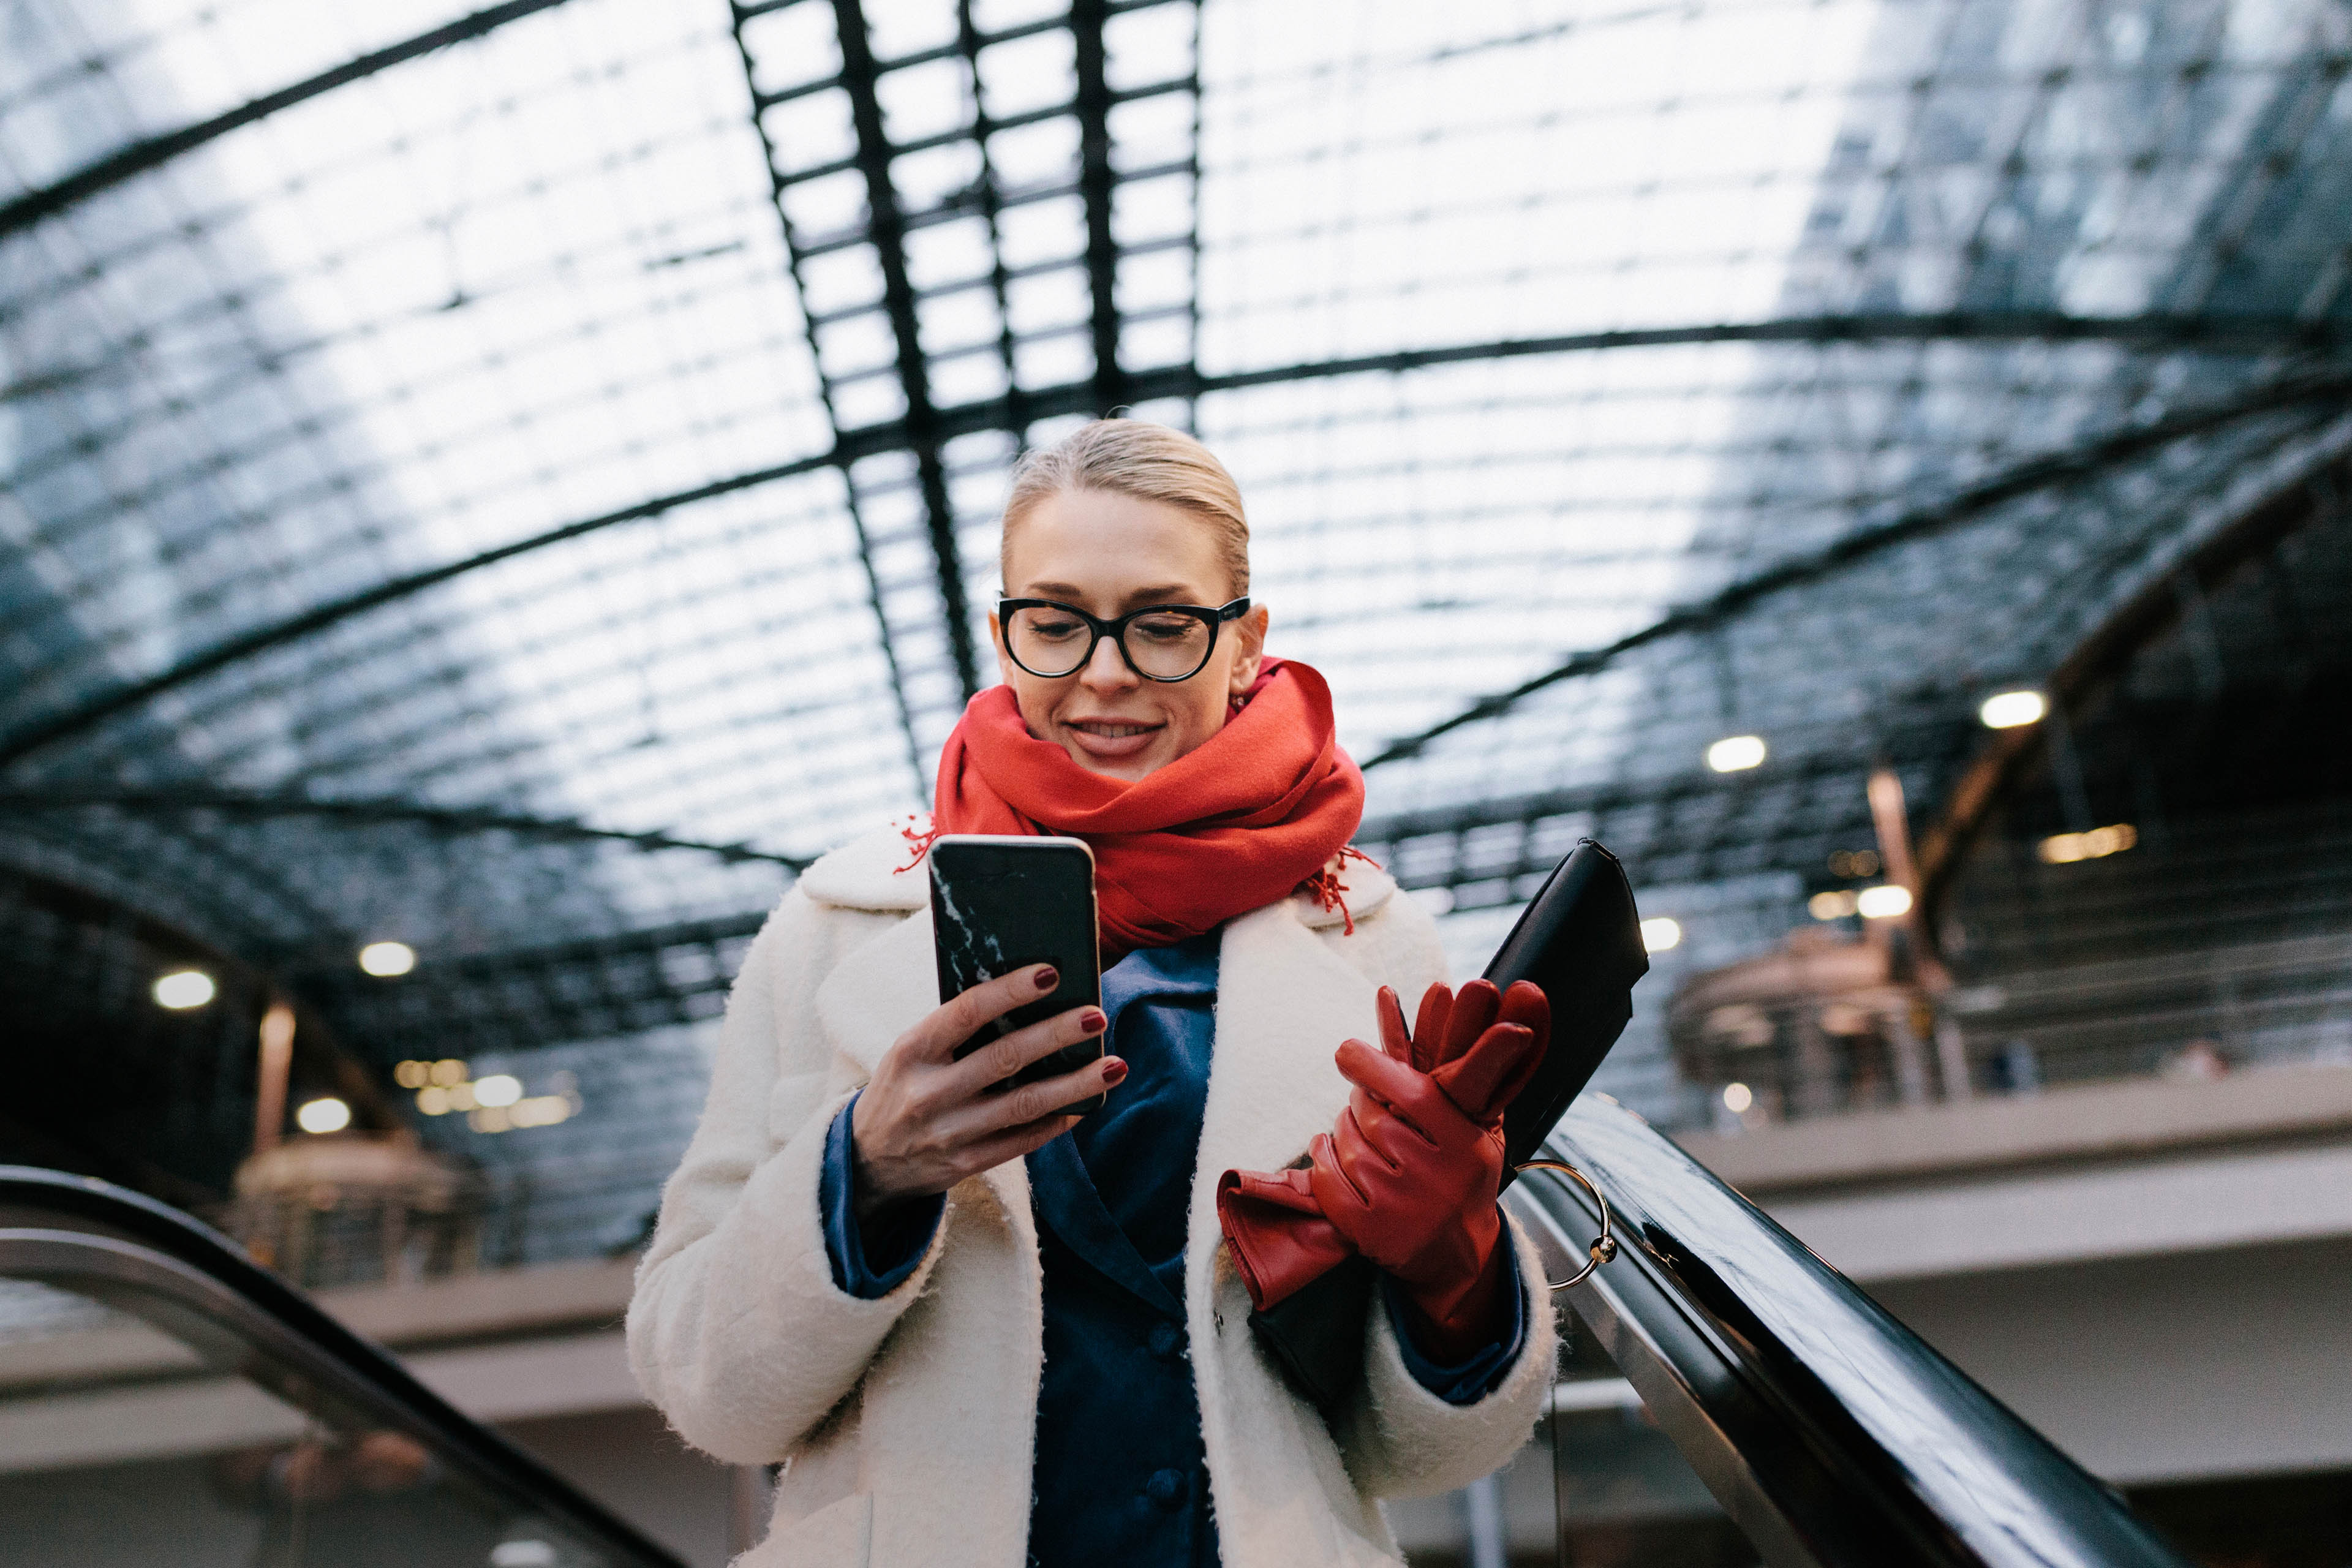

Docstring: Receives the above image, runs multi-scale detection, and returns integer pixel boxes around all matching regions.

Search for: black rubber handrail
[1506,1099,2193,1568]
[0,1165,684,1568]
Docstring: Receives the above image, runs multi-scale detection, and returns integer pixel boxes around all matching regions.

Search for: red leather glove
[1216,980,1547,1328]
[1214,1161,1350,1311]
[1308,981,1548,1361]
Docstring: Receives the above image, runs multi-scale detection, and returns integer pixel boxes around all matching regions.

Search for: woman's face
[991,487,1269,782]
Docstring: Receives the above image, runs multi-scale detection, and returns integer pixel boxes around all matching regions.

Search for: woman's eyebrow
[1022,581,1201,608]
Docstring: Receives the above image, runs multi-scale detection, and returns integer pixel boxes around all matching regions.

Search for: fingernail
[1082,1008,1107,1033]
[1101,1057,1129,1085]
[1035,966,1059,991]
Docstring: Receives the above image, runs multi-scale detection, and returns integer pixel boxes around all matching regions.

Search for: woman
[626,420,1556,1568]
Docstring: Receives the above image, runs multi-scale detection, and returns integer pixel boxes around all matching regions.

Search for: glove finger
[1346,1085,1431,1162]
[1411,982,1453,1075]
[1441,979,1502,1065]
[1431,1022,1543,1121]
[1335,1035,1438,1110]
[1307,1130,1369,1212]
[1498,979,1551,1042]
[1375,986,1414,1065]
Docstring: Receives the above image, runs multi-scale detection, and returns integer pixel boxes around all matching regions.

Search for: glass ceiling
[3,0,2350,1220]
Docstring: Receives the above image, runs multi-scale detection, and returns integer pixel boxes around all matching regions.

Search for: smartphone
[1483,838,1651,1185]
[929,834,1106,1117]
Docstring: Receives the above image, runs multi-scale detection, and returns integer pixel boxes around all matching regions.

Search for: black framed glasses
[997,597,1252,682]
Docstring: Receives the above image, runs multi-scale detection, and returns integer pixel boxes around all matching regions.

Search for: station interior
[1,0,2349,1564]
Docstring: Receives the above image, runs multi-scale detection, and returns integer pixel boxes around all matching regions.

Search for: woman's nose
[1079,631,1136,692]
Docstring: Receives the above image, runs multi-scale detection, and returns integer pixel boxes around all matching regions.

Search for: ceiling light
[1722,1082,1754,1114]
[1856,884,1913,919]
[2038,823,2137,864]
[1640,916,1682,952]
[507,1095,574,1128]
[1979,690,2047,729]
[1808,889,1859,921]
[295,1097,351,1135]
[153,970,216,1010]
[473,1074,522,1108]
[393,1060,428,1089]
[358,941,416,977]
[428,1058,468,1087]
[1706,735,1766,772]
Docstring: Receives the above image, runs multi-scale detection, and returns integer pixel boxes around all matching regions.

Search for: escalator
[0,1105,2196,1568]
[0,1166,680,1568]
[1504,1097,2193,1567]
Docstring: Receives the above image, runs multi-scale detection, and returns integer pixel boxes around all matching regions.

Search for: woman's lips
[1064,718,1163,760]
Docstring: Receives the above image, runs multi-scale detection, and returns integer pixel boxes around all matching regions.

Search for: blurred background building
[1,0,2347,1563]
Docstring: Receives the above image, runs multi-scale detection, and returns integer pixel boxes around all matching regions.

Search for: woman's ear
[988,609,1016,688]
[1227,602,1270,696]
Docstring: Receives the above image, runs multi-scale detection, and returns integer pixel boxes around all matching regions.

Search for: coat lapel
[809,878,1395,1296]
[1185,897,1382,1270]
[813,903,940,1077]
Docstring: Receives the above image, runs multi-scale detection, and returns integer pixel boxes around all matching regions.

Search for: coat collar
[808,821,1392,1265]
[798,816,1398,930]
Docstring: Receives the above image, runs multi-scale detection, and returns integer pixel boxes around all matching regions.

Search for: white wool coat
[626,820,1557,1568]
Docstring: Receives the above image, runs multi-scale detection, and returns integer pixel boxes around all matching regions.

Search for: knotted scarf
[922,657,1366,960]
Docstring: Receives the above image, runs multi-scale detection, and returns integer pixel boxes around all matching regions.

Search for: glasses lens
[1123,611,1213,679]
[1007,605,1095,677]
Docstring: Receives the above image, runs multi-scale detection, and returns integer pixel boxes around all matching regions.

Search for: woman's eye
[1029,617,1085,640]
[1133,616,1194,641]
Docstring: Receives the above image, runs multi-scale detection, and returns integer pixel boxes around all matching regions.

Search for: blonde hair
[1000,420,1250,597]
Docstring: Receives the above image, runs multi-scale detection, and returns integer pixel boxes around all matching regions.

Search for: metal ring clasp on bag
[1514,1159,1619,1291]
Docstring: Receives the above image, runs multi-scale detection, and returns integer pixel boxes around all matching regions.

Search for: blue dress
[818,930,1526,1568]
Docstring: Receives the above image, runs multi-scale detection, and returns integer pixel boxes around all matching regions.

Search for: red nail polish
[1102,1057,1129,1085]
[1035,966,1058,991]
[1082,1008,1107,1033]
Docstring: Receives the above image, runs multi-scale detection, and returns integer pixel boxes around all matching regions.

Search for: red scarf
[924,658,1367,959]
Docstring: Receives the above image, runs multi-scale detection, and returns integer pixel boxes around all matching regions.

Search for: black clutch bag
[1246,839,1650,1411]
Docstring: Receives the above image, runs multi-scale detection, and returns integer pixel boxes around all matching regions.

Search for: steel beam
[4,320,2336,773]
[0,790,811,868]
[829,0,981,703]
[0,0,574,239]
[1071,0,1126,412]
[1359,366,2352,771]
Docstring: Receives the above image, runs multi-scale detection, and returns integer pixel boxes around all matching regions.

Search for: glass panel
[1389,1312,1765,1567]
[0,1275,625,1567]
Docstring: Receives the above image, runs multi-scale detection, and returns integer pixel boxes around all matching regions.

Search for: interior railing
[2,1118,2196,1567]
[1505,1097,2193,1568]
[0,1164,682,1568]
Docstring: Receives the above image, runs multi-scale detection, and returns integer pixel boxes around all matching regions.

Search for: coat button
[1147,1322,1183,1360]
[1144,1469,1186,1512]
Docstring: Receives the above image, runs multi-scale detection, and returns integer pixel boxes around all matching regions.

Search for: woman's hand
[850,963,1126,1218]
[1306,981,1548,1360]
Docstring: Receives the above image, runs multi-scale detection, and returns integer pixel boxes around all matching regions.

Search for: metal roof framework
[2,0,2350,1218]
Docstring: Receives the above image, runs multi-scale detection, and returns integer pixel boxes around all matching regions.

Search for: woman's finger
[1354,1067,1439,1152]
[1440,979,1502,1065]
[952,1048,1124,1139]
[1335,1035,1432,1107]
[902,962,1062,1063]
[1374,986,1414,1065]
[952,1110,1087,1178]
[946,1000,1106,1097]
[1411,982,1453,1074]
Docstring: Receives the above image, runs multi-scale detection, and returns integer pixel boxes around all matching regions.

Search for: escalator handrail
[0,1165,685,1568]
[1510,1098,2192,1568]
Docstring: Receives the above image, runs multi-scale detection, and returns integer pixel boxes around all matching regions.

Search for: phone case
[929,834,1106,1116]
